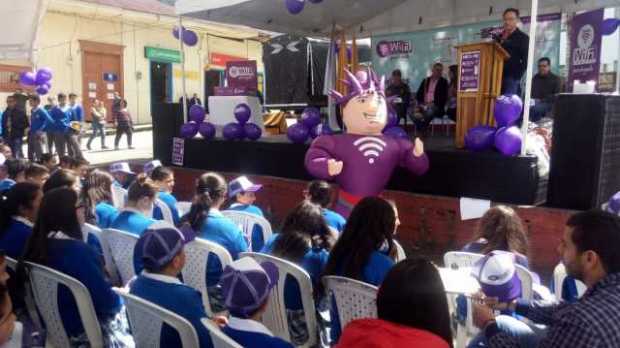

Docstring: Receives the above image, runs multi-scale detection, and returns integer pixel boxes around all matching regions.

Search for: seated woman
[17,188,132,346]
[226,175,265,250]
[111,174,159,237]
[150,166,180,225]
[179,172,248,313]
[303,180,346,234]
[338,258,452,348]
[261,201,333,345]
[0,182,42,259]
[322,197,399,342]
[82,170,118,229]
[463,205,530,268]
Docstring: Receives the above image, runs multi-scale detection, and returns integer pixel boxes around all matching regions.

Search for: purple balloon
[35,67,53,85]
[287,123,310,143]
[223,122,245,140]
[173,26,182,39]
[308,0,322,3]
[494,94,523,127]
[244,123,262,141]
[385,109,398,128]
[301,107,321,128]
[198,122,216,140]
[494,126,522,156]
[465,126,496,152]
[19,71,36,86]
[608,191,620,214]
[602,18,620,36]
[285,0,305,14]
[183,29,198,47]
[234,103,252,124]
[189,104,206,123]
[310,123,333,139]
[180,121,199,139]
[383,126,409,140]
[35,85,50,96]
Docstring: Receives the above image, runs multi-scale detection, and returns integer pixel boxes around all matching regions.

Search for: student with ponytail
[110,173,160,236]
[304,180,346,234]
[0,183,43,258]
[81,170,118,229]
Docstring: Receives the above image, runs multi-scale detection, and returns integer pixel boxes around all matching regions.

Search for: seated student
[0,183,42,259]
[73,158,90,180]
[111,174,159,237]
[262,201,333,345]
[143,159,162,176]
[0,159,28,192]
[82,170,119,229]
[16,188,132,346]
[220,257,294,348]
[42,168,80,193]
[109,162,134,189]
[150,165,180,225]
[179,172,248,312]
[24,163,50,187]
[130,227,214,348]
[323,197,398,342]
[304,180,346,234]
[463,206,530,268]
[58,155,76,172]
[338,258,452,348]
[0,251,17,346]
[38,153,58,172]
[226,175,265,249]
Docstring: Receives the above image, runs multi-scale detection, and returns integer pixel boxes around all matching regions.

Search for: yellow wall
[26,8,263,124]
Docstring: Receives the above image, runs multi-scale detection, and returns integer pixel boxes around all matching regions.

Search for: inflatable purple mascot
[304,69,429,218]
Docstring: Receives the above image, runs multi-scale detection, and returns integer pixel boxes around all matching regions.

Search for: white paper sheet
[460,197,491,220]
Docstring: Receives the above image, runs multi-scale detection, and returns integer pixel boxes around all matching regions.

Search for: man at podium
[494,8,529,95]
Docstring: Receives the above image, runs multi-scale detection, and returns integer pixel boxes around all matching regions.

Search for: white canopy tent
[0,0,48,62]
[176,0,616,154]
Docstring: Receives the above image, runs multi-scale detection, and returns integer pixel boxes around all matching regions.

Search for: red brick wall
[170,167,573,281]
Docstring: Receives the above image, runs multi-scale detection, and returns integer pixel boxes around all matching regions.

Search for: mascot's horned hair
[329,68,386,107]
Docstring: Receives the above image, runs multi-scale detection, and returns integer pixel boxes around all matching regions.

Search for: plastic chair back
[111,185,127,209]
[552,263,587,300]
[181,239,233,316]
[84,223,121,286]
[5,256,16,272]
[221,210,273,251]
[153,199,174,224]
[322,276,378,332]
[240,252,318,347]
[103,229,139,284]
[443,251,484,270]
[201,318,243,348]
[393,240,406,262]
[515,264,534,300]
[176,201,192,217]
[27,262,104,348]
[115,290,199,348]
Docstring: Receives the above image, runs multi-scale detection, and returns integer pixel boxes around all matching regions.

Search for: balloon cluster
[602,18,620,36]
[287,107,332,143]
[179,104,215,140]
[173,26,198,47]
[285,0,322,15]
[465,94,524,156]
[223,103,262,141]
[20,67,53,96]
[382,109,408,140]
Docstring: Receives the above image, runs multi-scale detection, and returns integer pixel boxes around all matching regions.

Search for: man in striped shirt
[473,210,620,348]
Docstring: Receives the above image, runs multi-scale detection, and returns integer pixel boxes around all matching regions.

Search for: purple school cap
[472,250,522,302]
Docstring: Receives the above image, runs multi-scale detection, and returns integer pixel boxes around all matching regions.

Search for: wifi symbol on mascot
[354,136,387,164]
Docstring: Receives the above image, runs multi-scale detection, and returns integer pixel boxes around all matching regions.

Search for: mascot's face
[343,91,387,135]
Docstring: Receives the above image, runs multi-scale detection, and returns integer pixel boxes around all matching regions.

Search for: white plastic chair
[553,263,587,300]
[221,210,273,251]
[515,264,534,300]
[103,229,139,285]
[181,239,233,317]
[322,276,378,333]
[443,251,484,270]
[154,198,175,224]
[83,223,121,286]
[27,261,104,348]
[176,201,192,217]
[115,290,199,348]
[5,256,17,272]
[201,318,243,348]
[111,185,127,209]
[393,240,406,262]
[240,252,318,348]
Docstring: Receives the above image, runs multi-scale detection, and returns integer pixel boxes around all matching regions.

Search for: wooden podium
[455,41,509,148]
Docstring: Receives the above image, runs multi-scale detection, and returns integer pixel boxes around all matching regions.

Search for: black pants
[115,124,132,148]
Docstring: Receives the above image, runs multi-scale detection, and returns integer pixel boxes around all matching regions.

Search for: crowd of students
[0,150,619,348]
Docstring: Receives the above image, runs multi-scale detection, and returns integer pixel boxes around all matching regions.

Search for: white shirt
[11,216,33,228]
[141,271,183,285]
[226,316,274,337]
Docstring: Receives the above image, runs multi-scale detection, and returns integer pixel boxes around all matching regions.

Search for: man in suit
[496,8,530,95]
[415,62,449,132]
[1,96,29,159]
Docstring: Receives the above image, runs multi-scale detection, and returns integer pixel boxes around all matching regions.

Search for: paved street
[82,129,154,165]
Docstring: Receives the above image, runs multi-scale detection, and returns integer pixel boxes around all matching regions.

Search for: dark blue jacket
[497,28,530,80]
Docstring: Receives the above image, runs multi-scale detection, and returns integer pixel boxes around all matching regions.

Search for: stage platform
[153,104,547,206]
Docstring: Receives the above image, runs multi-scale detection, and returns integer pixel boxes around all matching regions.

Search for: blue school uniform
[199,209,248,260]
[44,236,122,339]
[153,191,180,225]
[95,202,119,229]
[130,272,213,348]
[0,217,33,259]
[227,203,265,250]
[50,106,72,133]
[223,317,293,348]
[30,107,53,134]
[322,208,346,234]
[0,179,15,192]
[111,209,159,274]
[71,104,84,122]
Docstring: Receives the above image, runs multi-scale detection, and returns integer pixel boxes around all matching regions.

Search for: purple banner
[376,40,414,58]
[459,51,481,91]
[226,60,258,89]
[568,8,604,90]
[214,86,256,96]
